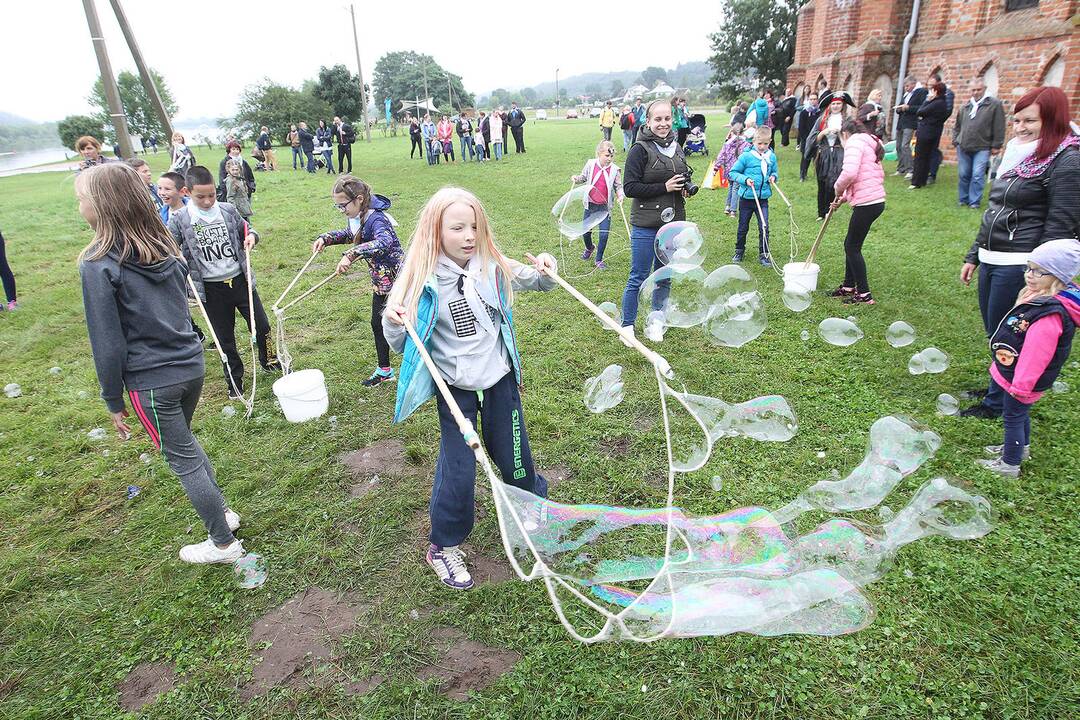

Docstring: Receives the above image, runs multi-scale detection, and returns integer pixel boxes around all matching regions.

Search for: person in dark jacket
[316,119,336,174]
[909,82,948,189]
[333,116,355,173]
[408,115,424,159]
[773,90,798,146]
[958,86,1080,418]
[812,91,855,219]
[927,72,955,183]
[297,122,316,173]
[893,76,927,177]
[507,102,526,153]
[797,92,820,181]
[255,126,276,170]
[456,114,475,161]
[952,78,1006,208]
[619,99,692,340]
[216,142,256,199]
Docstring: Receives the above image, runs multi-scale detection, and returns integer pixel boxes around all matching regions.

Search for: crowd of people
[30,77,1074,587]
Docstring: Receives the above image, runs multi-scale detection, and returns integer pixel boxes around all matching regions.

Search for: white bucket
[783,262,820,294]
[272,369,328,422]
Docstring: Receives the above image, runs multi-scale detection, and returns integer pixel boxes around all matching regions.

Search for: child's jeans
[475,144,486,161]
[431,372,547,547]
[736,197,769,254]
[622,129,633,151]
[1000,383,1032,466]
[581,202,611,262]
[493,141,503,161]
[725,183,738,213]
[621,225,669,327]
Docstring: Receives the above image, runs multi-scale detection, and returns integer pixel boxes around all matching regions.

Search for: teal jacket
[728,148,778,201]
[391,266,523,423]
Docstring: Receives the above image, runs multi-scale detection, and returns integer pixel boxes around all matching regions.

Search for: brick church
[786,0,1078,132]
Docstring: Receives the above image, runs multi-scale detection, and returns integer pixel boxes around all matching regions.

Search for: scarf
[440,255,500,335]
[638,125,675,149]
[750,148,770,181]
[968,94,987,119]
[1000,134,1080,179]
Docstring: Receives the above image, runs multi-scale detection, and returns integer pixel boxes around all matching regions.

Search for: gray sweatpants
[897,128,915,175]
[128,376,234,545]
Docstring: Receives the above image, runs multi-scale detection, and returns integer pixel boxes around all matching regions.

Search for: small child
[713,122,749,218]
[167,165,279,396]
[126,157,164,212]
[728,126,778,266]
[977,240,1080,477]
[382,187,556,590]
[225,159,253,221]
[430,136,442,165]
[312,175,405,386]
[569,140,624,269]
[77,163,244,564]
[474,129,487,162]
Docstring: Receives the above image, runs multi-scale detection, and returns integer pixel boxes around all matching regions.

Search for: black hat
[818,91,855,110]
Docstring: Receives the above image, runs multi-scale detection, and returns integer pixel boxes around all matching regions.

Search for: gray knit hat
[1029,239,1080,285]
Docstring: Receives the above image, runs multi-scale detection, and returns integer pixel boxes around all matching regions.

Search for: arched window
[982,64,1000,97]
[1042,56,1065,88]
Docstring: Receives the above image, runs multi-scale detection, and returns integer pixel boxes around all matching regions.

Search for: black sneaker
[959,404,1000,419]
[361,368,395,387]
[830,285,856,298]
[759,253,772,267]
[732,250,744,263]
[261,360,281,372]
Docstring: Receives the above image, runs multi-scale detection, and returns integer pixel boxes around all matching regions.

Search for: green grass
[1,116,1078,719]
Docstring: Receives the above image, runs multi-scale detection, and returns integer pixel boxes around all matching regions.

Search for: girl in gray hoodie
[77,163,246,565]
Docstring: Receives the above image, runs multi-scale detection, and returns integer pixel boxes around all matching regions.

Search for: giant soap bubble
[655,221,706,269]
[552,186,609,239]
[640,266,711,329]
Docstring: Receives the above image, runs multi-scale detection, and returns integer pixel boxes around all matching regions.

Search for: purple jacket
[319,193,403,295]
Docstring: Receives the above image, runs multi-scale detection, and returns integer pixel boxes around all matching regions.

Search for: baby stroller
[251,147,267,172]
[684,114,708,155]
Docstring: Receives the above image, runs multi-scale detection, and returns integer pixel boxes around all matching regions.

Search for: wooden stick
[243,247,258,418]
[278,271,338,312]
[749,182,771,257]
[618,199,632,240]
[525,254,673,379]
[803,208,834,269]
[399,316,481,449]
[769,179,791,208]
[274,251,319,309]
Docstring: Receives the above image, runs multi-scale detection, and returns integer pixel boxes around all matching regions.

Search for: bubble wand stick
[803,207,834,269]
[242,236,258,418]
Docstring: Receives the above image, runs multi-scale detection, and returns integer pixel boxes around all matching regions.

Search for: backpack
[620,113,633,130]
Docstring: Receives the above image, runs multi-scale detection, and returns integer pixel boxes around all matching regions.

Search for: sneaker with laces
[595,260,608,270]
[984,444,1031,461]
[974,457,1020,478]
[179,536,245,564]
[426,544,473,590]
[361,367,395,387]
[619,325,636,348]
[759,253,772,267]
[581,247,593,260]
[843,292,876,305]
[224,508,241,532]
[830,285,856,298]
[732,250,744,263]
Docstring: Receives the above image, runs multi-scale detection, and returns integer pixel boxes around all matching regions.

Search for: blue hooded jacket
[729,147,778,201]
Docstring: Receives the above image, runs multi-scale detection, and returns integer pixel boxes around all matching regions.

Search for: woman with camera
[620,98,696,341]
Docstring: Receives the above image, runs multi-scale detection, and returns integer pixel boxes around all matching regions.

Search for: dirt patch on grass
[598,435,631,458]
[417,628,521,700]
[632,414,655,433]
[341,439,413,496]
[117,661,178,712]
[464,547,514,585]
[242,587,367,699]
[539,463,573,489]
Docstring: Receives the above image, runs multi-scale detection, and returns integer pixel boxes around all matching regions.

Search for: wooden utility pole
[82,0,133,158]
[349,4,371,142]
[108,0,174,143]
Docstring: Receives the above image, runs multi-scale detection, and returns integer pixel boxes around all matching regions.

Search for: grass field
[1,117,1078,719]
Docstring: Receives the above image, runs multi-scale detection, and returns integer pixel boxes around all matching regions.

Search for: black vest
[990,295,1076,391]
[629,139,689,228]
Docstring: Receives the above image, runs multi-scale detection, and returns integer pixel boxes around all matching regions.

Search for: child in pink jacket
[830,111,886,305]
[976,239,1080,477]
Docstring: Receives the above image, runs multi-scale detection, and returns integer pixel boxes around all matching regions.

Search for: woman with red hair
[959,86,1080,418]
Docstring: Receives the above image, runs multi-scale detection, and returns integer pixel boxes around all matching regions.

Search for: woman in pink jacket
[830,107,886,305]
[436,115,456,163]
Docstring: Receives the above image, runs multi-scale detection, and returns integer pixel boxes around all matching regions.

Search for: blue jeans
[999,382,1031,466]
[321,150,334,173]
[623,129,633,151]
[978,263,1027,412]
[956,148,990,207]
[621,225,668,327]
[426,141,438,165]
[725,184,738,213]
[291,146,303,168]
[493,142,503,160]
[581,202,611,262]
[304,149,315,172]
[460,136,474,161]
[431,372,547,547]
[736,197,769,254]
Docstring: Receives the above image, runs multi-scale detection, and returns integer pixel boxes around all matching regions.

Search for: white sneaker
[974,457,1021,478]
[179,537,245,564]
[983,444,1030,461]
[619,325,636,348]
[426,544,473,590]
[224,508,241,532]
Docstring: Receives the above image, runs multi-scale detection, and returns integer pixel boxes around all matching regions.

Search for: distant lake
[0,147,74,173]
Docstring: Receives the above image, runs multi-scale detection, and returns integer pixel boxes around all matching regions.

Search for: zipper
[987,176,1019,252]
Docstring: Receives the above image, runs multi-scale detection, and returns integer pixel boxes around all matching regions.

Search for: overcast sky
[2,0,723,123]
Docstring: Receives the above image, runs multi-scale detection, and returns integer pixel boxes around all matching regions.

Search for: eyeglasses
[334,199,355,210]
[1024,266,1052,278]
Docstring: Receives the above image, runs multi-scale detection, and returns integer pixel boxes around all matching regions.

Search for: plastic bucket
[272,369,328,422]
[783,262,820,294]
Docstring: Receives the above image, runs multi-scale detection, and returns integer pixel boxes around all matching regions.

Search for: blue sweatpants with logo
[430,371,547,547]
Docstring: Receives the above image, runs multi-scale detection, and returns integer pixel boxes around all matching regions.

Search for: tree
[371,51,474,115]
[58,115,106,150]
[610,79,626,98]
[313,64,364,121]
[708,0,799,97]
[584,82,603,99]
[230,80,333,143]
[641,66,668,89]
[520,87,537,104]
[89,69,178,139]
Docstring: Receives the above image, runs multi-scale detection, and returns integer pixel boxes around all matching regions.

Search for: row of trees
[708,0,799,97]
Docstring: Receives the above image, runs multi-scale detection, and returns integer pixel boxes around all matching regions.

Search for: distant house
[622,84,649,102]
[648,81,676,97]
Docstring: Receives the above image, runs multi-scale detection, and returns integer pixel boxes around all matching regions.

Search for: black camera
[680,168,699,197]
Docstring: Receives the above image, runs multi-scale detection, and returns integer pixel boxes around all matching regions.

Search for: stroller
[250,147,267,172]
[684,114,708,155]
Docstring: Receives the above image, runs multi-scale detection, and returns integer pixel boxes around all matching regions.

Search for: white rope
[242,250,258,418]
[186,275,253,416]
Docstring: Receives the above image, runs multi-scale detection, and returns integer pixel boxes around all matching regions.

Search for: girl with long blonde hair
[77,163,246,565]
[382,187,557,590]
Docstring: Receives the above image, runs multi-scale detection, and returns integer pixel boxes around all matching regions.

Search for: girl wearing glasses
[976,240,1080,477]
[569,140,624,270]
[312,175,405,387]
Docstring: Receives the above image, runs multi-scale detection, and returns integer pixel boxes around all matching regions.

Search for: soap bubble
[48,366,62,375]
[597,301,622,327]
[800,330,811,341]
[1052,380,1069,394]
[818,318,863,346]
[885,321,916,348]
[677,392,797,442]
[710,476,723,492]
[221,405,237,418]
[781,288,812,312]
[584,365,625,413]
[909,348,948,375]
[936,393,959,415]
[4,383,22,398]
[234,553,268,589]
[907,353,925,375]
[644,311,666,342]
[705,291,767,348]
[77,390,89,400]
[640,266,711,328]
[655,221,706,269]
[139,452,152,464]
[703,264,756,303]
[552,186,609,239]
[87,428,107,441]
[846,316,857,324]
